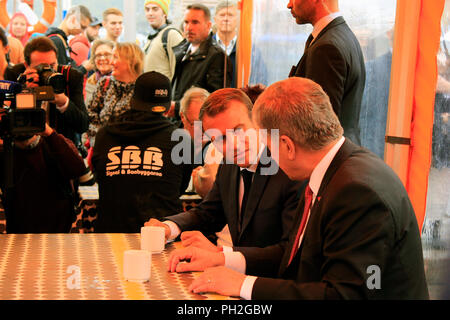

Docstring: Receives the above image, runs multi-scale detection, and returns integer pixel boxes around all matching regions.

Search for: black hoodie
[92,110,194,233]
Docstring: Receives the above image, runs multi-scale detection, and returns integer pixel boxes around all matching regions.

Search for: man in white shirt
[167,77,429,300]
[213,0,238,87]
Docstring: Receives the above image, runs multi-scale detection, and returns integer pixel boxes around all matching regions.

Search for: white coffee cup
[123,250,151,282]
[141,226,165,253]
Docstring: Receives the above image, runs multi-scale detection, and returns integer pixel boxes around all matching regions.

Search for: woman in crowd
[84,39,114,104]
[8,13,31,47]
[87,42,144,145]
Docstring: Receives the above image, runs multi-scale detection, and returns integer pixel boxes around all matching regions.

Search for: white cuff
[223,251,246,274]
[240,276,257,300]
[56,96,70,113]
[221,245,233,253]
[163,220,181,241]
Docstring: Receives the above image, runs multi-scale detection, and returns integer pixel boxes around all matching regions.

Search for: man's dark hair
[187,3,211,21]
[0,27,8,47]
[24,37,58,65]
[199,88,253,120]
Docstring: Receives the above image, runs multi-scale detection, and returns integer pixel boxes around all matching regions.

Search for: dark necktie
[239,169,254,229]
[305,34,314,49]
[287,185,313,266]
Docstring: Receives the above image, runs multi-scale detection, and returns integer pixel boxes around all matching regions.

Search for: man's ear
[280,135,296,161]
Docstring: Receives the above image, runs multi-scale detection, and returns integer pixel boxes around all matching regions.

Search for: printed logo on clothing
[106,146,164,177]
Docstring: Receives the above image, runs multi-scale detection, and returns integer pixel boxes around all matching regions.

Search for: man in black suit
[146,88,301,259]
[169,77,429,300]
[288,0,365,145]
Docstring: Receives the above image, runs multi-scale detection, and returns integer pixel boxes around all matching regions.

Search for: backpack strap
[57,65,71,97]
[162,27,182,60]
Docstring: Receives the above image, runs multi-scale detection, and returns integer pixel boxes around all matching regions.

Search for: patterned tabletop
[0,234,233,300]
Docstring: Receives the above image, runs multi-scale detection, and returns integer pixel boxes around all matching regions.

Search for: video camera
[0,80,55,139]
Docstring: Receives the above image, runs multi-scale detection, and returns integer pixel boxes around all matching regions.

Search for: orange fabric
[236,0,253,88]
[0,0,9,29]
[408,0,445,232]
[31,0,57,34]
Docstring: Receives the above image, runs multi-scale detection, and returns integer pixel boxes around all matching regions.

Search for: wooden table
[0,233,233,300]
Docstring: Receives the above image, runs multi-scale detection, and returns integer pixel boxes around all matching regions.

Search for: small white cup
[123,250,151,282]
[141,226,165,253]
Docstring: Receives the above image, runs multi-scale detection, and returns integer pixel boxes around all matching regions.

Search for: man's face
[287,0,315,25]
[67,14,90,36]
[181,99,203,139]
[86,25,101,42]
[214,6,238,34]
[145,4,166,29]
[104,14,123,39]
[29,50,58,70]
[203,100,258,168]
[183,9,212,45]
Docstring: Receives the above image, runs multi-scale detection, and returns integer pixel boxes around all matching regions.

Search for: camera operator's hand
[52,93,70,113]
[21,67,40,88]
[40,123,55,137]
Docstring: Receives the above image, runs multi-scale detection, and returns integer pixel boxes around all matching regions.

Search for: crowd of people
[0,0,430,300]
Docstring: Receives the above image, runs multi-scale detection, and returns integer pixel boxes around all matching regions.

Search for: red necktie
[287,185,313,266]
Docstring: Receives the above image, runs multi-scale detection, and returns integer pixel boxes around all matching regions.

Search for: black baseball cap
[131,71,172,113]
[90,17,102,27]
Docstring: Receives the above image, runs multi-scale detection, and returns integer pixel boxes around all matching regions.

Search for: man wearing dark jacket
[168,3,232,120]
[92,72,194,233]
[4,37,89,146]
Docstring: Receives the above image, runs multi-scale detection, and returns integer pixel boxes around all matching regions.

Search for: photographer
[0,124,93,233]
[3,37,89,147]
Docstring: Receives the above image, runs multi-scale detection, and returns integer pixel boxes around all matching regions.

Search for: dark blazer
[245,140,429,299]
[290,17,366,145]
[4,63,89,145]
[164,152,302,258]
[172,33,232,104]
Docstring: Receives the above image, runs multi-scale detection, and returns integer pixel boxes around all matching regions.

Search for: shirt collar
[215,34,237,55]
[311,12,342,42]
[240,142,266,173]
[309,136,345,196]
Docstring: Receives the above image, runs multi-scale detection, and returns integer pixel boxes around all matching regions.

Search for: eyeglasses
[95,53,113,60]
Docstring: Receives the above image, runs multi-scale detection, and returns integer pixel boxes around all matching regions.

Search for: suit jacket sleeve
[62,68,89,134]
[235,179,302,277]
[205,52,232,92]
[164,164,227,235]
[302,43,346,118]
[251,182,395,300]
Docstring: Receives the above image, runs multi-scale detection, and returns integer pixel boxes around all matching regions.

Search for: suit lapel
[238,166,270,242]
[279,139,358,276]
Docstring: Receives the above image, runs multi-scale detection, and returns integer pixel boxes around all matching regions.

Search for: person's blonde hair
[103,8,123,22]
[115,42,144,78]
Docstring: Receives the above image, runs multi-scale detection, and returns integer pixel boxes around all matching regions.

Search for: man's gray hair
[180,87,210,115]
[254,77,343,150]
[215,0,238,13]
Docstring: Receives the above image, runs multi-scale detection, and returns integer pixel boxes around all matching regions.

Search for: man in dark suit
[146,88,301,258]
[169,77,429,300]
[288,0,365,145]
